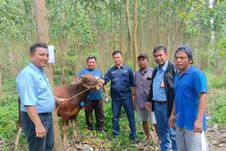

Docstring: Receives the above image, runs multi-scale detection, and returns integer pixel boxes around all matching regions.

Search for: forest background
[0,0,225,150]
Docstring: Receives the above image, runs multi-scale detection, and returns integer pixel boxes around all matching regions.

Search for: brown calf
[53,74,103,149]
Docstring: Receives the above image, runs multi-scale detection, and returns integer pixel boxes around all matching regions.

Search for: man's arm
[194,93,207,133]
[169,102,176,128]
[102,69,111,85]
[102,85,109,100]
[26,106,46,138]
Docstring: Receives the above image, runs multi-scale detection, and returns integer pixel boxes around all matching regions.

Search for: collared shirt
[135,67,153,108]
[152,61,168,101]
[79,68,103,100]
[174,65,208,131]
[104,64,134,100]
[16,62,55,113]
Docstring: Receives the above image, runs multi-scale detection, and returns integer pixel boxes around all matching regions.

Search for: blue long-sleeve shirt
[104,65,134,100]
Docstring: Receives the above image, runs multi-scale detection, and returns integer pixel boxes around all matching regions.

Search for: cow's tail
[14,97,22,150]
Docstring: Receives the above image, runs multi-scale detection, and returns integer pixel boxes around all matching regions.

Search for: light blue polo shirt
[79,68,103,100]
[152,61,168,101]
[174,65,208,131]
[16,62,55,113]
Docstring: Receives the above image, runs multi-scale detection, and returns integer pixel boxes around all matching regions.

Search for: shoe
[99,129,106,134]
[86,127,93,131]
[113,135,119,138]
[131,139,138,144]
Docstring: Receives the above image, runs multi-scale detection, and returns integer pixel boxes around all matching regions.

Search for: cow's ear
[72,76,81,84]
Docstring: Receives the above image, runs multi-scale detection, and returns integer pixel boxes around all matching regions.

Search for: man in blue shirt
[145,45,177,151]
[169,45,208,151]
[79,56,108,132]
[103,50,137,143]
[16,42,65,151]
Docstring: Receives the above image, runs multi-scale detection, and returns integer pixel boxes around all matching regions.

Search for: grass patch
[206,72,226,89]
[206,72,226,127]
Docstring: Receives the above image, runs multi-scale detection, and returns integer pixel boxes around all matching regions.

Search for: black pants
[85,100,104,131]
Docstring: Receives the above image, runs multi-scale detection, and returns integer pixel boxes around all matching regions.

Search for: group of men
[16,42,208,151]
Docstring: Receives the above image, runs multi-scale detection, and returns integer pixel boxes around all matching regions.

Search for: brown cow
[53,74,103,149]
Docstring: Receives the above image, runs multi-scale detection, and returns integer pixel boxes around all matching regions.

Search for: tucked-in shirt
[174,65,208,131]
[152,61,168,101]
[79,68,103,100]
[104,64,134,100]
[16,62,55,113]
[135,67,153,108]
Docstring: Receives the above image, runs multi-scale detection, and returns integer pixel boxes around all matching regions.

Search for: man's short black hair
[112,50,122,57]
[153,45,167,55]
[29,42,48,53]
[86,56,97,62]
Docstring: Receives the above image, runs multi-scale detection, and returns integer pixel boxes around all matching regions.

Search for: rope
[55,87,91,113]
[55,77,100,113]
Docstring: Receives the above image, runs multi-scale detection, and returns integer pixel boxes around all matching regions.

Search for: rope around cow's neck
[55,77,102,113]
[55,85,96,113]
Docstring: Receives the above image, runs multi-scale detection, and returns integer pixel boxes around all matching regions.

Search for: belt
[153,101,167,105]
[21,111,51,116]
[38,112,52,115]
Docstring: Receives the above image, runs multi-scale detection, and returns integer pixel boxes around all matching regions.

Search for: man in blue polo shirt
[16,42,65,151]
[103,50,137,143]
[79,56,108,132]
[169,45,208,151]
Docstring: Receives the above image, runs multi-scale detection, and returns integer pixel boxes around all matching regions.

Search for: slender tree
[35,0,64,150]
[133,0,138,71]
[125,0,132,61]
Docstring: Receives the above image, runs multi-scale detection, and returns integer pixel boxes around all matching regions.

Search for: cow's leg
[14,124,22,150]
[71,117,80,142]
[62,120,70,150]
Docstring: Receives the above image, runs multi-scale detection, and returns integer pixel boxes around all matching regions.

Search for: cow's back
[53,84,77,98]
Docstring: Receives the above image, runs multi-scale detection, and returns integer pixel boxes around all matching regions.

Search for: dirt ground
[1,125,225,151]
[207,125,226,151]
[66,126,226,151]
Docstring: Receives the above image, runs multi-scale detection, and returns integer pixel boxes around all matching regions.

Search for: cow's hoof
[63,141,70,150]
[73,137,80,143]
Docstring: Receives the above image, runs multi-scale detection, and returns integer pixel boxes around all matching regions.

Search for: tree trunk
[125,0,132,62]
[35,0,64,150]
[133,0,138,71]
[0,65,2,97]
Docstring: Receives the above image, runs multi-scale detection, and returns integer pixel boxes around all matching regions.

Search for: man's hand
[35,123,46,138]
[26,106,46,138]
[132,95,136,111]
[169,115,176,128]
[194,119,203,133]
[98,79,105,84]
[144,102,152,111]
[105,94,110,102]
[55,96,67,104]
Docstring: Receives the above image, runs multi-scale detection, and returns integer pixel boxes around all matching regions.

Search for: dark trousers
[112,97,136,140]
[21,112,54,151]
[85,100,104,131]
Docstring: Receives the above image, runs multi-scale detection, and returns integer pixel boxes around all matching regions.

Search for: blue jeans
[21,112,54,151]
[112,97,136,140]
[176,126,208,151]
[154,102,177,151]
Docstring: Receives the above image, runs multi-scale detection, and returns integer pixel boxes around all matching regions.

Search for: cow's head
[81,74,103,90]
